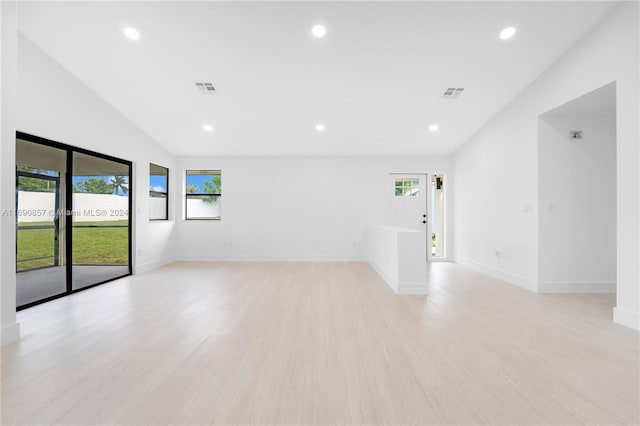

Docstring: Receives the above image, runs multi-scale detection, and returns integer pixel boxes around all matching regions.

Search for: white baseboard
[1,322,20,346]
[368,261,429,295]
[456,257,538,292]
[613,307,640,330]
[538,281,616,293]
[135,256,176,274]
[178,253,365,262]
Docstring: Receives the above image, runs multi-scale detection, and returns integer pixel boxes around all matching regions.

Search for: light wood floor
[2,262,638,425]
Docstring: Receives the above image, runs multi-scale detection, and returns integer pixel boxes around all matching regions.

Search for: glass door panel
[71,152,130,290]
[15,139,67,307]
[431,174,445,258]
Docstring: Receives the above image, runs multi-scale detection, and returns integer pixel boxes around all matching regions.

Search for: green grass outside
[17,227,56,270]
[72,220,129,227]
[17,220,129,271]
[72,226,129,265]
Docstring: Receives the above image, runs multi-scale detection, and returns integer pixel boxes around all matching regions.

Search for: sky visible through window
[150,175,167,192]
[186,173,220,193]
[72,175,129,196]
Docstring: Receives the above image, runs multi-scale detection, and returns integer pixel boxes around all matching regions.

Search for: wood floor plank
[1,262,638,425]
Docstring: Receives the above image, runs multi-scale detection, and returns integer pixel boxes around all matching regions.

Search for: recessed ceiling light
[123,27,140,40]
[428,124,439,132]
[203,124,214,132]
[312,25,327,38]
[315,123,326,132]
[499,26,516,40]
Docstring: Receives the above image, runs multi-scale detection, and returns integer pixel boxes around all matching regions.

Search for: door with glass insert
[16,134,133,309]
[387,173,429,261]
[71,152,131,290]
[15,139,67,307]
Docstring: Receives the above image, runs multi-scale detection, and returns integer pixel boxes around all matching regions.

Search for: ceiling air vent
[195,82,216,93]
[442,87,464,99]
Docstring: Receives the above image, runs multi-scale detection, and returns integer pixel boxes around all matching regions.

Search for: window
[394,178,420,196]
[185,170,221,220]
[149,164,169,220]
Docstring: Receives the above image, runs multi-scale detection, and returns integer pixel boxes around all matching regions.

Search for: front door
[388,173,429,259]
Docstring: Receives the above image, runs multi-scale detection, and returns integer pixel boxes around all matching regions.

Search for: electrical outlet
[224,241,233,248]
[137,248,142,256]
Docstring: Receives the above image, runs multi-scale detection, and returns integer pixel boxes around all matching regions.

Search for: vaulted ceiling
[17,1,617,156]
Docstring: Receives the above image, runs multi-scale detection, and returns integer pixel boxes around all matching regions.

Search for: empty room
[1,1,638,425]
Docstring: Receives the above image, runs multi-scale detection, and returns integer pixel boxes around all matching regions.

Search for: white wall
[72,194,130,222]
[0,33,179,344]
[454,3,639,329]
[16,192,129,223]
[454,95,540,290]
[1,1,21,345]
[538,115,616,292]
[175,155,452,261]
[186,197,221,220]
[16,34,177,275]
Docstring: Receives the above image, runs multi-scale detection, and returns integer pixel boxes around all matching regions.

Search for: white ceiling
[17,1,617,156]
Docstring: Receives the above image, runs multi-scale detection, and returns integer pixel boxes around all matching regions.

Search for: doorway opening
[538,82,616,299]
[431,174,445,258]
[15,133,132,309]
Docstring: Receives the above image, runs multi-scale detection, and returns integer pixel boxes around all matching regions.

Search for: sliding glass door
[15,133,132,309]
[72,152,130,290]
[15,140,67,307]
